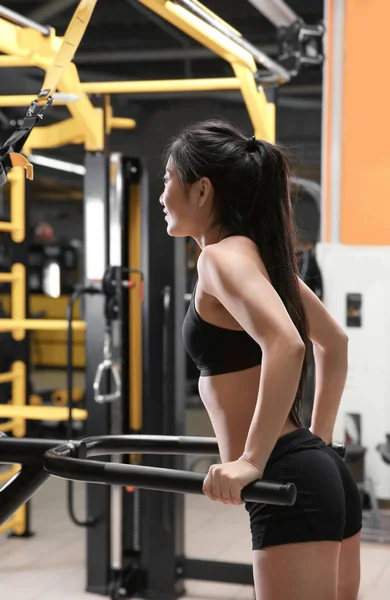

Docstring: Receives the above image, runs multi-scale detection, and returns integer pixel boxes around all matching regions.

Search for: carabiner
[93,358,122,404]
[93,328,122,404]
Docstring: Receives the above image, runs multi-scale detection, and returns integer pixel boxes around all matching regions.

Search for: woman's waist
[198,380,298,462]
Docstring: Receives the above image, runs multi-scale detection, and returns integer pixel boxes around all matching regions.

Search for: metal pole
[246,0,298,27]
[174,0,290,83]
[108,154,124,574]
[0,4,51,36]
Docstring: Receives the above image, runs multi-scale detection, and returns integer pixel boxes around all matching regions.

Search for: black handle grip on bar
[43,435,297,506]
[328,442,346,460]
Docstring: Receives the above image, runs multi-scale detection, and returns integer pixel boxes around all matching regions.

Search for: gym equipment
[64,264,143,529]
[0,0,98,187]
[43,435,296,505]
[240,0,325,75]
[173,0,289,84]
[0,432,346,598]
[0,0,326,591]
[0,432,291,599]
[0,5,51,36]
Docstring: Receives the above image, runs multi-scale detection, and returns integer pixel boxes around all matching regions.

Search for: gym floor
[1,371,390,599]
[1,477,390,600]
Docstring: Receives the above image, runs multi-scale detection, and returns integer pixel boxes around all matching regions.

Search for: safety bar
[43,436,296,505]
[0,5,51,36]
[174,0,290,83]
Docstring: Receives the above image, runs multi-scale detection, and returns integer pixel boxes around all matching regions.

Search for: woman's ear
[198,177,213,207]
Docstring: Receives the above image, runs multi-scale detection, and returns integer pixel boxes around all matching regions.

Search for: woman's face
[160,157,213,238]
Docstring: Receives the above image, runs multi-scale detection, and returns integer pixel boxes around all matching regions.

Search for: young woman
[160,120,362,600]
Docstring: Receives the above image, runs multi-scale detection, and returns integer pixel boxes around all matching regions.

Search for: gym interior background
[0,1,390,599]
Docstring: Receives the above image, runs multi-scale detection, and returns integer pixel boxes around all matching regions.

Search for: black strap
[0,0,98,188]
[0,99,52,186]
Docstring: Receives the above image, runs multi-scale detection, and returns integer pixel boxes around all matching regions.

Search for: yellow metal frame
[0,359,27,536]
[0,263,26,339]
[0,0,275,145]
[0,19,103,151]
[0,172,86,536]
[81,77,242,95]
[0,404,87,421]
[136,0,275,140]
[0,361,26,437]
[0,168,26,243]
[129,184,143,434]
[0,319,86,333]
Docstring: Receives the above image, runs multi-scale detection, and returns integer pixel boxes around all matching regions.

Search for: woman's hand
[202,457,263,505]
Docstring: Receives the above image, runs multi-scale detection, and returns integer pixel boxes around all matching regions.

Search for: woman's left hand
[202,457,263,505]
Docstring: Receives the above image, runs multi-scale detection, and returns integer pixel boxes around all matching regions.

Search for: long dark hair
[166,119,309,427]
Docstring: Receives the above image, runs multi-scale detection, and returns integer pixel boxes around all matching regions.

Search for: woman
[160,120,362,600]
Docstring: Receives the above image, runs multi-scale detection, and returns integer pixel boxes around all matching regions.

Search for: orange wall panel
[341,0,390,244]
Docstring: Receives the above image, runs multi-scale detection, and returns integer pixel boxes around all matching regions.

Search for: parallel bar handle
[82,434,346,460]
[0,434,346,460]
[43,448,297,506]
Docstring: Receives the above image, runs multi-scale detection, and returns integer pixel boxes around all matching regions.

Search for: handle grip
[93,360,122,404]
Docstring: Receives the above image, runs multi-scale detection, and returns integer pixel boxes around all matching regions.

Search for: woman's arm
[198,245,305,473]
[298,278,349,444]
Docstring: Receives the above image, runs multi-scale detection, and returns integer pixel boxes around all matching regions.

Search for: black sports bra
[182,279,263,377]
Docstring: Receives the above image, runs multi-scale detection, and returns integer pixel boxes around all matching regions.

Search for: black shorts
[245,428,362,550]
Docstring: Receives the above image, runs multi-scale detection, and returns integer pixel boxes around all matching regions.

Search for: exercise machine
[0,431,294,598]
[0,432,345,599]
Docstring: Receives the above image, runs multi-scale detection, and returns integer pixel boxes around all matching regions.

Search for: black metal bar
[84,149,111,595]
[0,4,51,36]
[0,435,345,463]
[44,444,297,506]
[182,558,253,586]
[73,434,347,460]
[0,463,51,526]
[0,437,65,465]
[83,434,219,457]
[173,0,290,83]
[139,152,186,600]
